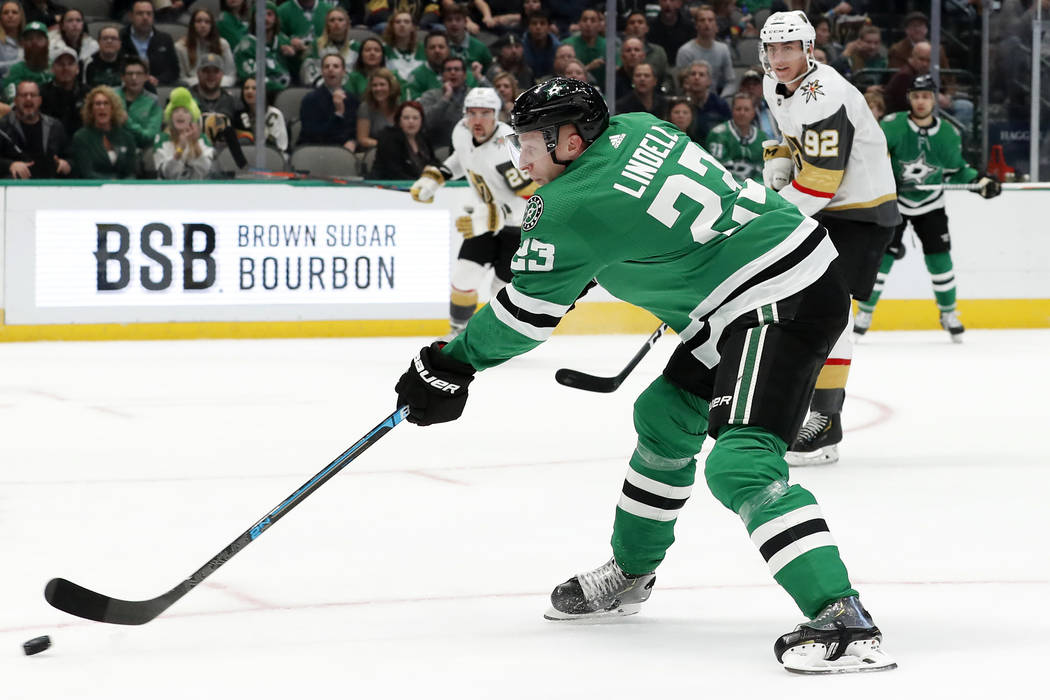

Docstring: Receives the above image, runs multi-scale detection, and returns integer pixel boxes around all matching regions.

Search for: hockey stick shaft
[44,406,410,625]
[913,182,1050,191]
[555,323,669,393]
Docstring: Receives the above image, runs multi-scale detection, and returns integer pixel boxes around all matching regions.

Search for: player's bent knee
[451,259,487,291]
[632,376,709,470]
[704,425,789,513]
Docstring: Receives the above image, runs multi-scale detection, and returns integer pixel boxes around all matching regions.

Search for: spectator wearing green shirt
[562,8,606,86]
[831,24,888,83]
[276,0,336,80]
[218,0,252,48]
[71,85,138,179]
[407,30,478,100]
[84,25,124,89]
[116,56,162,150]
[2,22,51,104]
[703,92,767,182]
[234,3,294,94]
[623,11,668,91]
[381,10,424,84]
[345,37,387,98]
[301,6,359,87]
[443,5,491,74]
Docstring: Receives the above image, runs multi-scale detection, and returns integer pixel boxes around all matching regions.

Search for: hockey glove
[410,165,447,203]
[395,342,476,426]
[974,174,1002,199]
[762,140,792,191]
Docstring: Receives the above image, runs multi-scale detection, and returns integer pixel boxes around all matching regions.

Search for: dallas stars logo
[521,195,543,231]
[800,79,825,103]
[545,83,568,98]
[900,152,938,185]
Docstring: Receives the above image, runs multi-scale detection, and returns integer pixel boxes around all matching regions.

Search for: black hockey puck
[23,636,51,656]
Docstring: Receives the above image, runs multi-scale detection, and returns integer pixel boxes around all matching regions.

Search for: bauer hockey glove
[410,165,448,203]
[762,140,792,191]
[974,174,1002,199]
[395,342,476,426]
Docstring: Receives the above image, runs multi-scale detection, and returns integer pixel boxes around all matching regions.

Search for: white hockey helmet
[463,87,502,115]
[759,11,817,83]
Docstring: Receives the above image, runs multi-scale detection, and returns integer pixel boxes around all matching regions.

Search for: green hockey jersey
[443,112,837,371]
[881,111,978,216]
[705,119,768,183]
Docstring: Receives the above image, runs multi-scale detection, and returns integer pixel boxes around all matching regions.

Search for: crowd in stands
[0,0,987,182]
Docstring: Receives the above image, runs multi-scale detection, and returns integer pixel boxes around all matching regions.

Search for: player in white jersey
[410,87,537,339]
[759,11,901,466]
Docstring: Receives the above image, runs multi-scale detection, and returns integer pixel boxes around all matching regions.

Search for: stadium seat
[88,20,118,39]
[187,0,221,16]
[156,22,188,44]
[274,86,313,123]
[74,0,113,22]
[347,28,380,43]
[734,37,760,67]
[290,145,360,178]
[216,144,286,175]
[154,85,174,110]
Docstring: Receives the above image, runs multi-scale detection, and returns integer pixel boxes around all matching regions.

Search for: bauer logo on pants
[521,195,543,232]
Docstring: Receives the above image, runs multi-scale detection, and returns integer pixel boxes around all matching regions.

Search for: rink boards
[0,182,1046,341]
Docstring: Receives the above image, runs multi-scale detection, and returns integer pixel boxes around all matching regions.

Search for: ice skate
[544,558,655,620]
[775,596,896,674]
[785,412,841,466]
[939,310,964,343]
[852,310,872,339]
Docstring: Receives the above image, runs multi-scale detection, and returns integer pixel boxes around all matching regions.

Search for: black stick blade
[554,368,621,392]
[45,578,166,625]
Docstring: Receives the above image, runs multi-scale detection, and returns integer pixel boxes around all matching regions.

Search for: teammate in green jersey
[704,92,768,182]
[394,77,896,674]
[856,74,1001,341]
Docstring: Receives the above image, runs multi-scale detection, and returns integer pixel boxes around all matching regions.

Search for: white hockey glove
[762,140,793,192]
[455,203,504,238]
[410,165,446,203]
[973,174,1002,199]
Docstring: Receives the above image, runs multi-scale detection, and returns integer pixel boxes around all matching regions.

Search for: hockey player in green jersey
[855,74,1001,341]
[394,77,896,674]
[704,92,768,182]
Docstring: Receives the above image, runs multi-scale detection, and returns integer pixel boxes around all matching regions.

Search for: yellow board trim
[1,299,1047,342]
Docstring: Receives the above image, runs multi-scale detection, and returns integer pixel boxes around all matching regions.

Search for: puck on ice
[23,636,51,656]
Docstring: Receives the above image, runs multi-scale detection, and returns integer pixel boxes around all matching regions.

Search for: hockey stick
[44,406,410,625]
[913,182,1050,191]
[555,323,669,393]
[247,169,412,191]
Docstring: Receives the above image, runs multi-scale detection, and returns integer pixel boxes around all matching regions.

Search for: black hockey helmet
[509,77,609,166]
[908,73,938,94]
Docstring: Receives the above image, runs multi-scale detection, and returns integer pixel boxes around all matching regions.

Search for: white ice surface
[2,330,1048,698]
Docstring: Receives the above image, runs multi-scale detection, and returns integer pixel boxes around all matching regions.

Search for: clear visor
[506,128,557,171]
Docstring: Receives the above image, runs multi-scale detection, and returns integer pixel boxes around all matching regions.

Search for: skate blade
[782,641,897,675]
[948,333,964,344]
[543,603,642,621]
[785,444,839,467]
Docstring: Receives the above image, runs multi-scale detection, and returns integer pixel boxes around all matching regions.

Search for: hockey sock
[611,377,708,575]
[924,252,957,312]
[450,287,478,327]
[707,425,856,618]
[857,254,895,314]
